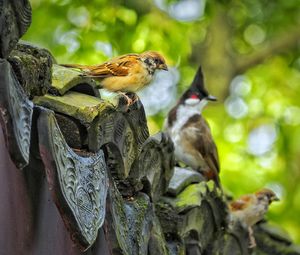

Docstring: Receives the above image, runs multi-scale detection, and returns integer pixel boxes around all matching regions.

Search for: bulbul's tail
[203,168,222,189]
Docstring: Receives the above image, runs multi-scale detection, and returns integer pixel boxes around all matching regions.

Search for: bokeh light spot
[138,67,179,116]
[67,6,90,28]
[132,39,146,52]
[230,75,252,96]
[94,41,113,57]
[248,124,277,156]
[225,96,248,119]
[284,106,300,126]
[224,123,244,143]
[244,24,266,45]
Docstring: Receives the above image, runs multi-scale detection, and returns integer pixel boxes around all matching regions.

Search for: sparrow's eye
[154,58,163,65]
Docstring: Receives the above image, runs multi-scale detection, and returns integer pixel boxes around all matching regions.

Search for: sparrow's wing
[185,115,220,174]
[61,54,140,78]
[86,54,140,77]
[229,195,253,211]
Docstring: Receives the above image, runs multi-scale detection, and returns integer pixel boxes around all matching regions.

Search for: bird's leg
[248,226,257,248]
[119,92,133,106]
[125,92,139,105]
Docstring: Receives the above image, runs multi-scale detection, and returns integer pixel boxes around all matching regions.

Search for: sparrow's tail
[60,63,90,71]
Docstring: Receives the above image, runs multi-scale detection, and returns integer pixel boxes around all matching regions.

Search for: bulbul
[61,51,168,104]
[229,188,279,248]
[164,66,220,187]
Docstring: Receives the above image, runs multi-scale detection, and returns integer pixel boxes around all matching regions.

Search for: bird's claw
[125,92,139,106]
[248,226,257,248]
[117,92,139,112]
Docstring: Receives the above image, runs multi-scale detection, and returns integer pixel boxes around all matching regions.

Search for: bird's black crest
[180,66,213,102]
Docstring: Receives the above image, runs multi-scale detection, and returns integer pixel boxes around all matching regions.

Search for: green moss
[207,180,215,192]
[52,64,98,95]
[163,183,208,213]
[33,91,113,125]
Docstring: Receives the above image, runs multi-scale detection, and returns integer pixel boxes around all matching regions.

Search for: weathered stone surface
[34,92,110,126]
[167,167,204,196]
[88,97,149,180]
[155,200,183,235]
[0,59,33,168]
[55,113,87,149]
[105,179,154,255]
[253,223,300,255]
[166,237,185,255]
[0,0,31,58]
[8,42,53,98]
[51,64,100,97]
[157,180,228,254]
[119,96,150,151]
[131,132,175,202]
[148,216,170,255]
[162,182,210,213]
[257,223,292,244]
[37,107,108,251]
[217,222,249,255]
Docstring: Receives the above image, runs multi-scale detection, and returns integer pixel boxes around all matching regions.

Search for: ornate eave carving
[37,107,108,250]
[0,0,31,58]
[131,132,175,202]
[105,179,155,255]
[0,59,33,168]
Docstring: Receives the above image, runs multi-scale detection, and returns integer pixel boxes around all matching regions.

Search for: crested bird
[164,66,220,187]
[229,188,279,248]
[61,51,168,105]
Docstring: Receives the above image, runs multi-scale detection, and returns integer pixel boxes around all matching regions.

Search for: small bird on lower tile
[164,66,220,187]
[61,51,168,105]
[229,188,279,248]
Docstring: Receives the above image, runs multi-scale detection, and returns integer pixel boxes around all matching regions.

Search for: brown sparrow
[229,188,279,248]
[61,51,168,104]
[164,66,220,187]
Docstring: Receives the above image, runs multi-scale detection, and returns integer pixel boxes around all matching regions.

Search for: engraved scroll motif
[0,60,33,168]
[133,133,175,201]
[8,69,33,163]
[38,108,108,250]
[124,100,149,153]
[94,112,136,179]
[0,0,32,58]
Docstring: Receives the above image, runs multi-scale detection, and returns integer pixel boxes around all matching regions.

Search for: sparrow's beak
[271,196,280,202]
[206,95,217,101]
[159,63,168,71]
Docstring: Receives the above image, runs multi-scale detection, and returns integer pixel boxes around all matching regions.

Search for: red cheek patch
[190,94,198,99]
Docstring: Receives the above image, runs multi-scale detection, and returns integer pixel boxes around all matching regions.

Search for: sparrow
[61,51,168,104]
[229,188,279,248]
[164,66,220,187]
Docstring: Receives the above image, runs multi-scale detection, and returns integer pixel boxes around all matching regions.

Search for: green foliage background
[25,0,300,242]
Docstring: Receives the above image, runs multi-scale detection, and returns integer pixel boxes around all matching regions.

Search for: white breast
[165,99,207,169]
[232,197,270,227]
[167,99,207,137]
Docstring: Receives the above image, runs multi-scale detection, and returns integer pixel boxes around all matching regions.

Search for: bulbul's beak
[159,63,168,71]
[206,95,217,101]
